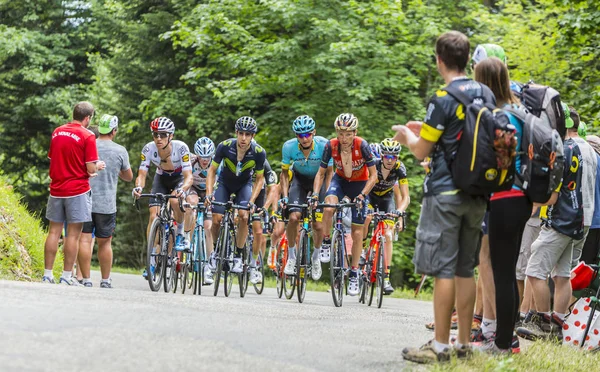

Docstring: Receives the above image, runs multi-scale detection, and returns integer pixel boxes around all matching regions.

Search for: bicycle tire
[192,227,199,295]
[224,229,235,297]
[330,230,344,307]
[254,251,264,295]
[240,245,249,298]
[182,251,192,294]
[296,229,308,303]
[276,245,284,298]
[376,237,385,308]
[146,217,164,292]
[213,222,228,297]
[164,230,176,293]
[283,245,296,300]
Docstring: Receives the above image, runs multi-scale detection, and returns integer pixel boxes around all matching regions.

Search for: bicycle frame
[365,215,386,283]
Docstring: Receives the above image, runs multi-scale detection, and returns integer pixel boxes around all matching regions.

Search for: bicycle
[288,197,315,304]
[243,208,266,296]
[181,203,209,296]
[318,200,357,307]
[359,210,404,308]
[135,193,183,293]
[211,194,250,297]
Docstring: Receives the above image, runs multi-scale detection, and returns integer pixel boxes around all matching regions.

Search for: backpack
[443,85,517,196]
[505,83,565,204]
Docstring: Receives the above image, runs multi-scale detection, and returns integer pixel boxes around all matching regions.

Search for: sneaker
[454,344,474,360]
[451,326,486,345]
[472,314,483,331]
[231,257,243,273]
[472,338,510,356]
[348,274,359,296]
[82,281,93,288]
[320,247,331,263]
[209,251,217,270]
[311,256,322,280]
[402,340,451,364]
[59,276,83,286]
[284,258,296,275]
[383,279,394,295]
[511,333,521,354]
[249,268,262,284]
[516,312,558,341]
[42,276,55,284]
[142,265,155,278]
[203,265,214,285]
[100,280,113,289]
[175,234,187,252]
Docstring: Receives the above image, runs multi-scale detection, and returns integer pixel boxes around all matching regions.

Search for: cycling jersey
[252,159,277,190]
[212,138,266,183]
[190,154,209,191]
[139,140,192,176]
[281,136,333,178]
[320,136,374,181]
[370,159,408,196]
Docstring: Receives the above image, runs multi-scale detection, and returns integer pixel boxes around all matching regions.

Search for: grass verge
[431,341,598,372]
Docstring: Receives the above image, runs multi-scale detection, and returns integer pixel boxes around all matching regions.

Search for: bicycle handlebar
[317,202,357,209]
[210,200,250,211]
[134,193,183,212]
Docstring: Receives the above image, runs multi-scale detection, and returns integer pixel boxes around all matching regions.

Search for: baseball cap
[98,114,119,134]
[472,44,507,66]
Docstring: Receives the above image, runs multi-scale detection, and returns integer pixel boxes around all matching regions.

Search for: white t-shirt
[573,137,598,226]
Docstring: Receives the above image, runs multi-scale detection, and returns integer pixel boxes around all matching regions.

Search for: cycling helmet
[150,117,175,133]
[472,44,507,66]
[194,137,215,157]
[380,138,402,156]
[235,116,258,133]
[292,115,316,134]
[334,113,358,131]
[369,143,381,158]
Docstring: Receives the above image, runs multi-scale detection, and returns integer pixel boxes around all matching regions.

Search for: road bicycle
[287,197,315,304]
[177,203,209,296]
[135,193,183,293]
[243,208,266,296]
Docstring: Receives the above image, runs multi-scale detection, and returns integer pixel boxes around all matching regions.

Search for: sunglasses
[383,155,397,160]
[297,132,313,139]
[152,132,170,139]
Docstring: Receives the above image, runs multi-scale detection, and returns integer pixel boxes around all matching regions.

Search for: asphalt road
[0,271,435,372]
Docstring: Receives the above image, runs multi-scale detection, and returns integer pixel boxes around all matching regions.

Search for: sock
[249,252,256,268]
[62,271,72,279]
[312,247,320,261]
[482,318,497,339]
[44,269,53,278]
[433,340,450,353]
[288,246,296,260]
[185,231,190,241]
[176,223,184,236]
[82,278,92,284]
[324,236,331,244]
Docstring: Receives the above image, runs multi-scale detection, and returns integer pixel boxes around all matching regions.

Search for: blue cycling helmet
[370,143,381,159]
[194,137,215,157]
[235,116,258,133]
[292,115,316,134]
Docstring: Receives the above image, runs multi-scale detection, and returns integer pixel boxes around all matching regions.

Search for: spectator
[580,135,600,264]
[78,115,132,288]
[517,104,584,340]
[567,108,597,267]
[42,101,105,285]
[393,31,494,363]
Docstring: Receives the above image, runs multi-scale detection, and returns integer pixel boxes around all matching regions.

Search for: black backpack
[443,85,517,196]
[504,83,565,204]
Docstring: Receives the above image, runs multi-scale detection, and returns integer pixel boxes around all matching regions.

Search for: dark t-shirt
[546,138,584,239]
[419,78,496,196]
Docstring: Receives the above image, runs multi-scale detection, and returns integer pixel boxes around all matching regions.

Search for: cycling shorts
[288,172,325,222]
[212,179,252,215]
[187,187,212,220]
[368,192,395,226]
[150,173,184,207]
[325,174,367,225]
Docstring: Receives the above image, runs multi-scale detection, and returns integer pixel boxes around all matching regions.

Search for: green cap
[98,114,118,134]
[472,44,507,65]
[562,103,575,129]
[578,121,587,137]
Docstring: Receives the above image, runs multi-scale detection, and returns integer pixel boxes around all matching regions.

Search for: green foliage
[1,0,599,289]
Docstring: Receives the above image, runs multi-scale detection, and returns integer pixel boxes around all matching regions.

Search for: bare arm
[361,165,378,196]
[264,184,278,212]
[324,166,334,191]
[312,167,327,197]
[392,122,436,161]
[281,168,290,198]
[181,169,193,192]
[250,173,265,204]
[134,169,148,190]
[206,164,218,196]
[119,168,133,182]
[396,183,410,212]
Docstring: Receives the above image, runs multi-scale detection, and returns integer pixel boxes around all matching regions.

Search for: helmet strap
[162,136,172,150]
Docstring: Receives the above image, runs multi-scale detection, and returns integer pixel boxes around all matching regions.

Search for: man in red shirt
[43,101,106,285]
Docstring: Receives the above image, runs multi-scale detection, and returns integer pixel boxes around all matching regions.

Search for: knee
[289,213,300,224]
[204,220,212,230]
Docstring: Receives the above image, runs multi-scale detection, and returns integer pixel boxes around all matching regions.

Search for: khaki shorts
[515,217,541,281]
[525,226,574,279]
[571,226,590,269]
[413,193,486,279]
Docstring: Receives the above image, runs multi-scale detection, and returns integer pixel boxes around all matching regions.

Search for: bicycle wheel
[181,250,192,294]
[213,222,228,297]
[283,246,296,300]
[224,229,235,297]
[275,245,284,298]
[240,245,249,298]
[376,239,385,309]
[296,229,308,303]
[367,247,375,306]
[330,230,344,307]
[164,230,176,293]
[254,251,264,295]
[146,218,164,292]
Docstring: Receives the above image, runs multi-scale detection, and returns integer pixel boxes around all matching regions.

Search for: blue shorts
[325,174,368,225]
[212,179,252,215]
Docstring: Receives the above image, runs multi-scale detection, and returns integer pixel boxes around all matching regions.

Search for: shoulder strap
[443,84,474,107]
[504,106,527,122]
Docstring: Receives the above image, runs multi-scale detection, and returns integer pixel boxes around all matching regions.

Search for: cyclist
[249,158,278,284]
[132,117,193,277]
[267,170,293,269]
[205,116,267,274]
[363,138,410,295]
[312,113,377,296]
[281,115,333,280]
[185,137,216,284]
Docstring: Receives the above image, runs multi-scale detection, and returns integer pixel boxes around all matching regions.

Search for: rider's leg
[286,212,302,259]
[185,193,199,233]
[236,210,249,251]
[211,214,223,246]
[350,224,364,268]
[204,216,213,257]
[251,220,262,258]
